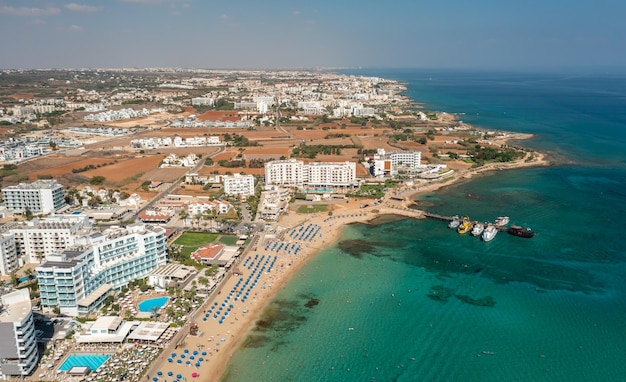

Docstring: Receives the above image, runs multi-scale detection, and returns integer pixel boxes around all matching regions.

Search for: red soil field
[80,155,164,182]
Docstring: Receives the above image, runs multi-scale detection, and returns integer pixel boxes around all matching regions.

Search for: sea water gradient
[222,69,626,381]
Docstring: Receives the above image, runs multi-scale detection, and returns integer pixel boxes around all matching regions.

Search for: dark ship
[508,225,535,238]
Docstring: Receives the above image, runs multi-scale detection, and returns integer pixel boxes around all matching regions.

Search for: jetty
[423,212,455,221]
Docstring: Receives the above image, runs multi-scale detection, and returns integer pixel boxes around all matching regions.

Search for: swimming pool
[58,353,111,371]
[138,296,169,313]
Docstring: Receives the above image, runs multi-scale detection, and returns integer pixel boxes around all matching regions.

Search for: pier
[423,212,455,222]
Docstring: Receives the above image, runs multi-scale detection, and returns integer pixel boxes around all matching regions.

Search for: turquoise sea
[222,69,626,381]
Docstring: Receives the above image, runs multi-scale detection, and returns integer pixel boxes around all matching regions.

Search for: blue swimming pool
[58,353,111,371]
[138,296,169,313]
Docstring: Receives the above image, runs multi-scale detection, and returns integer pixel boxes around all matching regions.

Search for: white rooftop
[0,289,32,323]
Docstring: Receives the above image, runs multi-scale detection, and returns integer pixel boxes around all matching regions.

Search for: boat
[508,225,535,238]
[471,222,485,236]
[457,216,472,234]
[448,216,460,229]
[494,216,510,226]
[482,224,498,242]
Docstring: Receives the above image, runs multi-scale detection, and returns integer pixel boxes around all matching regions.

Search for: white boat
[482,224,498,242]
[448,216,460,229]
[494,216,510,226]
[471,222,485,236]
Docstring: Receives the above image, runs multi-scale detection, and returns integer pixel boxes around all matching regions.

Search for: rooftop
[0,289,32,323]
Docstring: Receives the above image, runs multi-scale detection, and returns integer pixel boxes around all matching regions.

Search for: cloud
[0,6,60,17]
[68,24,84,32]
[219,14,239,27]
[65,3,104,12]
[292,10,301,16]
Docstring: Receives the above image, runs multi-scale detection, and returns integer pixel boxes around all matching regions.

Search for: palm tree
[179,210,189,226]
[151,306,160,321]
[195,213,203,230]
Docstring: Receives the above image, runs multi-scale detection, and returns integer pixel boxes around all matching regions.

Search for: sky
[1,0,625,70]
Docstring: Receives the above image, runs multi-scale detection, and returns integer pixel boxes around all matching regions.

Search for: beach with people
[144,146,549,381]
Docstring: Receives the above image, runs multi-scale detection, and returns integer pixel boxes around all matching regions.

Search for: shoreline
[145,136,550,382]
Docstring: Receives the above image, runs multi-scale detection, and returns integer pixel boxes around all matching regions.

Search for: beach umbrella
[193,350,198,355]
[157,371,163,376]
[177,359,182,364]
[152,377,158,381]
[186,360,191,365]
[177,374,182,379]
[192,372,199,378]
[168,358,173,363]
[168,371,173,377]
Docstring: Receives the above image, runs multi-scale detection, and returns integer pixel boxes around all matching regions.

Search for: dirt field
[26,157,117,179]
[80,155,163,182]
[196,111,242,122]
[288,127,390,140]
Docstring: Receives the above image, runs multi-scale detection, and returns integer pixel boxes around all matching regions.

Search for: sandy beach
[144,200,384,381]
[143,147,549,381]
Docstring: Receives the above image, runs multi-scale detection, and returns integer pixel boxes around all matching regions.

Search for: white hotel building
[371,149,422,177]
[0,289,38,378]
[264,159,305,188]
[223,174,255,196]
[1,180,66,215]
[306,162,357,188]
[36,224,167,316]
[265,159,357,189]
[9,214,92,264]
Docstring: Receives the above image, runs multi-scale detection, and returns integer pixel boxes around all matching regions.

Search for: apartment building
[1,180,66,215]
[306,162,356,188]
[264,159,305,187]
[36,224,167,316]
[187,200,232,216]
[0,233,18,276]
[264,159,357,188]
[191,97,215,106]
[223,174,255,196]
[372,149,422,177]
[388,151,422,168]
[0,289,38,378]
[9,214,91,264]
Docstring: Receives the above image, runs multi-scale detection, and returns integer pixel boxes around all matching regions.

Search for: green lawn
[218,235,239,245]
[296,204,328,214]
[173,232,217,246]
[179,246,197,259]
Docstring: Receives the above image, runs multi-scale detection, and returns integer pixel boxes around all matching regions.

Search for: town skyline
[2,0,626,70]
